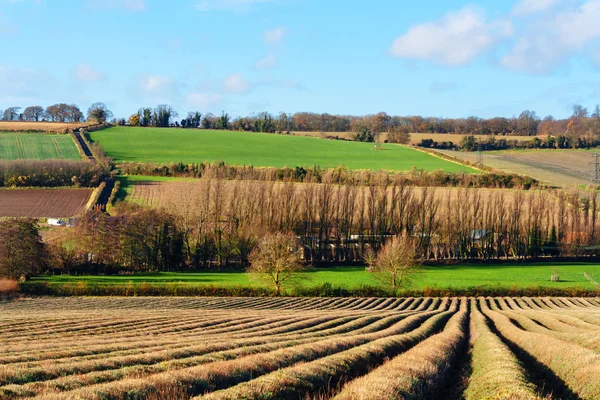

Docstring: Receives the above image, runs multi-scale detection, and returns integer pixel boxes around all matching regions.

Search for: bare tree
[23,106,45,121]
[366,234,420,296]
[87,102,113,124]
[248,232,303,295]
[2,107,21,121]
[0,219,46,280]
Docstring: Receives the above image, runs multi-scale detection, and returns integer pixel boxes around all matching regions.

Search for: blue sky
[1,0,600,119]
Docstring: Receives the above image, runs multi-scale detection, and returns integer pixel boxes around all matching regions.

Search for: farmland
[0,121,89,133]
[116,175,536,211]
[291,131,536,145]
[436,148,597,187]
[0,133,81,161]
[0,189,92,217]
[1,296,600,399]
[90,126,476,172]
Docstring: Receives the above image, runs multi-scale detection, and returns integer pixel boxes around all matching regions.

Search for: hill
[90,126,477,172]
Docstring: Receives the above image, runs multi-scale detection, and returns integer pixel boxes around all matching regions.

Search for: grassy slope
[0,132,81,161]
[90,126,476,172]
[33,263,600,290]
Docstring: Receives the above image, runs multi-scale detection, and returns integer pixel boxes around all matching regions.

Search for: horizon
[1,0,600,120]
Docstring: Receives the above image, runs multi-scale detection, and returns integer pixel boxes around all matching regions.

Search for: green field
[32,263,600,291]
[0,132,81,160]
[90,127,476,172]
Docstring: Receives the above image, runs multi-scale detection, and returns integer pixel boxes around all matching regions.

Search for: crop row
[2,297,600,399]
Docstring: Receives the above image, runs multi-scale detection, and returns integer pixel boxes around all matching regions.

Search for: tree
[0,219,46,280]
[129,114,141,126]
[153,104,178,127]
[2,107,21,121]
[248,232,303,295]
[516,110,540,136]
[23,106,44,121]
[365,234,420,296]
[87,102,113,124]
[592,105,600,119]
[572,104,589,119]
[216,111,230,130]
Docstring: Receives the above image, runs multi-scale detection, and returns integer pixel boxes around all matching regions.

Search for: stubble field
[1,297,600,399]
[436,148,598,188]
[0,122,89,133]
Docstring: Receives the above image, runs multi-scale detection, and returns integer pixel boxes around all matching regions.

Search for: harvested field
[0,121,89,133]
[1,297,600,399]
[119,175,548,210]
[0,133,81,161]
[290,131,534,145]
[0,189,92,217]
[437,148,597,187]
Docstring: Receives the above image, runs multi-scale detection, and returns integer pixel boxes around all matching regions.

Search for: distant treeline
[1,102,113,124]
[125,104,600,141]
[420,135,600,151]
[0,160,109,187]
[117,161,539,189]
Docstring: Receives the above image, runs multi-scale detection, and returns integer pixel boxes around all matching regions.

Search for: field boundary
[19,281,600,298]
[85,182,106,211]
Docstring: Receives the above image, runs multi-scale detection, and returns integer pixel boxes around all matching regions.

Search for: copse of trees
[0,102,113,124]
[0,219,45,281]
[129,105,178,128]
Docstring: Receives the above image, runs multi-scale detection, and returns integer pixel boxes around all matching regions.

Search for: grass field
[90,127,476,172]
[0,132,81,160]
[2,296,600,399]
[32,263,600,291]
[436,148,597,188]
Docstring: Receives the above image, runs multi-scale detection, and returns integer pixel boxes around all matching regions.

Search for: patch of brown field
[290,131,535,144]
[0,121,90,133]
[0,279,18,294]
[0,188,92,218]
[124,179,534,211]
[436,149,596,188]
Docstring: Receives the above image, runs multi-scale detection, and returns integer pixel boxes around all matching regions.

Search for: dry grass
[0,121,89,133]
[289,131,534,145]
[436,148,599,188]
[0,297,599,399]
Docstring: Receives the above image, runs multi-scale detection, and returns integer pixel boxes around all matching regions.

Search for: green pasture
[33,263,600,291]
[90,126,476,172]
[0,132,81,161]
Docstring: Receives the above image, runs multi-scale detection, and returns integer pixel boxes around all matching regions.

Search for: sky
[1,0,600,120]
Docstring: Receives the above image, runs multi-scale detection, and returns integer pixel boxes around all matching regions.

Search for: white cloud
[73,64,106,82]
[123,0,145,11]
[389,7,513,66]
[0,65,55,104]
[264,27,285,43]
[512,0,562,16]
[223,73,252,94]
[502,0,600,73]
[0,13,18,35]
[138,75,174,93]
[86,0,146,12]
[195,0,272,12]
[255,53,277,69]
[187,92,223,108]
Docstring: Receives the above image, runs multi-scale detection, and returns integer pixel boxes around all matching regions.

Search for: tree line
[125,104,600,140]
[1,103,113,124]
[3,176,597,280]
[420,134,600,152]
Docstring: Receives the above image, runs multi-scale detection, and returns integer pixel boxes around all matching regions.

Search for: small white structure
[47,218,67,227]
